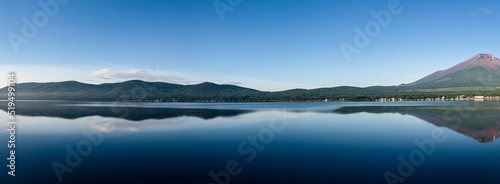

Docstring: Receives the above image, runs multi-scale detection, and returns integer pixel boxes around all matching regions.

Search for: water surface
[2,101,500,184]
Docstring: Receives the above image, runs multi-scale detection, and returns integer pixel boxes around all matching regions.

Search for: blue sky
[1,0,499,91]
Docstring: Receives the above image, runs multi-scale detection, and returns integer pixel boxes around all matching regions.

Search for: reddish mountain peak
[458,53,500,73]
[475,53,496,59]
[405,53,500,86]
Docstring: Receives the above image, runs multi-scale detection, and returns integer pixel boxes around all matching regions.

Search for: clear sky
[1,0,499,91]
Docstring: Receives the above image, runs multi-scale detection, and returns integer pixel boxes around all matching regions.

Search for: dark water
[2,101,500,184]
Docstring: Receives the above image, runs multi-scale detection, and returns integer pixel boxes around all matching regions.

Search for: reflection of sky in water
[0,110,296,134]
[2,101,500,184]
[0,107,450,136]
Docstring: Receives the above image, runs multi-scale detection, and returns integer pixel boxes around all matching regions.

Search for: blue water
[2,101,500,184]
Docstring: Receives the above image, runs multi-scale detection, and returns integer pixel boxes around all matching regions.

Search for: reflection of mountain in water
[334,105,500,143]
[0,102,254,121]
[6,102,500,142]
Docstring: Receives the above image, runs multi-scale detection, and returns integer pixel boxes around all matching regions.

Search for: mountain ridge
[2,54,500,101]
[0,79,383,101]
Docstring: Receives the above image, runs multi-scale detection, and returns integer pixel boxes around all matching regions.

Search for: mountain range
[2,53,500,101]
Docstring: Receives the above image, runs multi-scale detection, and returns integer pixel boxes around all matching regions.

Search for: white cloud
[471,6,496,16]
[478,6,492,13]
[89,68,185,83]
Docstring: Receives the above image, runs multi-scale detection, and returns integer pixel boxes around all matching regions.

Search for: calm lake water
[2,101,500,184]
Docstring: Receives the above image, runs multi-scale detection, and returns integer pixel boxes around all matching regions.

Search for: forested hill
[1,79,499,102]
[0,80,384,101]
